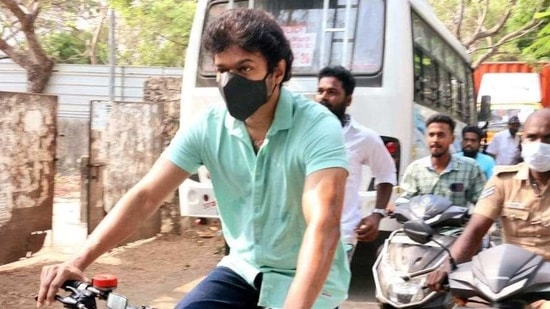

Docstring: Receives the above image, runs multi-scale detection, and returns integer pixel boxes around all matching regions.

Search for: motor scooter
[403,220,550,308]
[372,194,469,309]
[36,274,155,309]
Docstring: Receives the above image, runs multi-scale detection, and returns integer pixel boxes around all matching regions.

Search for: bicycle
[37,274,156,309]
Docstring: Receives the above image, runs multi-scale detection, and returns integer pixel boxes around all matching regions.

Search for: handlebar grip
[34,294,79,306]
[62,280,86,290]
[55,294,79,306]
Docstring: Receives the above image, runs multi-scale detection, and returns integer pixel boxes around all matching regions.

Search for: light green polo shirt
[164,88,350,308]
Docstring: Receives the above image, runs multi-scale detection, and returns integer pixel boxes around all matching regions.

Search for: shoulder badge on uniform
[479,185,495,200]
[494,164,520,176]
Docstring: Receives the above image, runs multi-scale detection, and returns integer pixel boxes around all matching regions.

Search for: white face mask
[521,142,550,172]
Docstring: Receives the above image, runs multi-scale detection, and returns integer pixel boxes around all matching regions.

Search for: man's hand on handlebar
[355,214,382,242]
[426,261,451,292]
[37,263,88,308]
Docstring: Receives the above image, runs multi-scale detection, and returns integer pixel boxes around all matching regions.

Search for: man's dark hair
[202,8,294,83]
[318,65,356,96]
[462,125,483,141]
[426,113,456,133]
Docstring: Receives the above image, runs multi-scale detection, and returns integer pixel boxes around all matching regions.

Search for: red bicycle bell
[92,274,118,290]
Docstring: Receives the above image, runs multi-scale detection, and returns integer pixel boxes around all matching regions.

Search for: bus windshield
[199,0,385,76]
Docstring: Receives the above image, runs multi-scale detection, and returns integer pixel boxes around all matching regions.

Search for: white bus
[178,0,477,226]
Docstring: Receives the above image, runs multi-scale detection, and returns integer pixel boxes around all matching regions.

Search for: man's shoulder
[285,88,315,108]
[407,156,429,170]
[349,118,376,132]
[279,89,341,133]
[453,154,477,166]
[287,89,333,118]
[493,129,509,139]
[493,164,522,177]
[347,118,381,139]
[477,152,496,164]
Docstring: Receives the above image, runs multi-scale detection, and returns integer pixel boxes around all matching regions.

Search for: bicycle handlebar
[36,275,155,309]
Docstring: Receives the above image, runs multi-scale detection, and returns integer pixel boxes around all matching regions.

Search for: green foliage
[522,22,550,60]
[33,0,109,64]
[43,31,108,64]
[502,0,550,61]
[110,0,197,66]
[429,0,550,63]
[522,6,550,60]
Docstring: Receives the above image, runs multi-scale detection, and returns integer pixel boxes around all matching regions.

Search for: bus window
[439,67,452,110]
[197,1,249,76]
[412,11,474,124]
[198,0,384,79]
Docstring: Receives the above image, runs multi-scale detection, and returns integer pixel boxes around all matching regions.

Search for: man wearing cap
[486,116,521,165]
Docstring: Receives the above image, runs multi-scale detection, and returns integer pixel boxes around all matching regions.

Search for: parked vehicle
[179,0,479,221]
[179,0,482,295]
[474,62,550,145]
[403,220,550,308]
[372,195,469,308]
[40,274,155,309]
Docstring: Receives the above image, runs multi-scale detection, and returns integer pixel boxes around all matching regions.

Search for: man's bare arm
[374,182,394,211]
[283,167,347,309]
[356,182,393,242]
[38,158,189,306]
[70,158,190,269]
[426,214,494,291]
[450,214,494,264]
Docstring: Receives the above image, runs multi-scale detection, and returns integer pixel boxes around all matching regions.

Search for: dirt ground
[0,226,226,309]
[0,175,376,309]
[0,174,226,309]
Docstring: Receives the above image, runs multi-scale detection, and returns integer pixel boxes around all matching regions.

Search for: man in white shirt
[315,65,397,261]
[486,116,521,165]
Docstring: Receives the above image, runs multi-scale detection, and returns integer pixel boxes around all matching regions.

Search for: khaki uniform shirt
[474,162,550,260]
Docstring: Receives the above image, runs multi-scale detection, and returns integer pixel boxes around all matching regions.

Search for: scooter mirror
[403,220,434,244]
[394,197,409,206]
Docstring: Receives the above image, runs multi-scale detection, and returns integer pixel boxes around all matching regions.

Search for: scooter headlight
[388,279,427,304]
[376,259,430,306]
[376,257,401,293]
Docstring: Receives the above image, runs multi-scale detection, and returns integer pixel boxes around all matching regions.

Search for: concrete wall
[0,62,183,175]
[143,77,183,234]
[84,76,183,238]
[0,63,187,175]
[0,91,57,264]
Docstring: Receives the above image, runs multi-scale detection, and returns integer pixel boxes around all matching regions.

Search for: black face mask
[218,72,271,121]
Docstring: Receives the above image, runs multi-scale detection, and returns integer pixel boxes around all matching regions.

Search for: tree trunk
[27,61,55,93]
[1,0,55,93]
[90,5,108,65]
